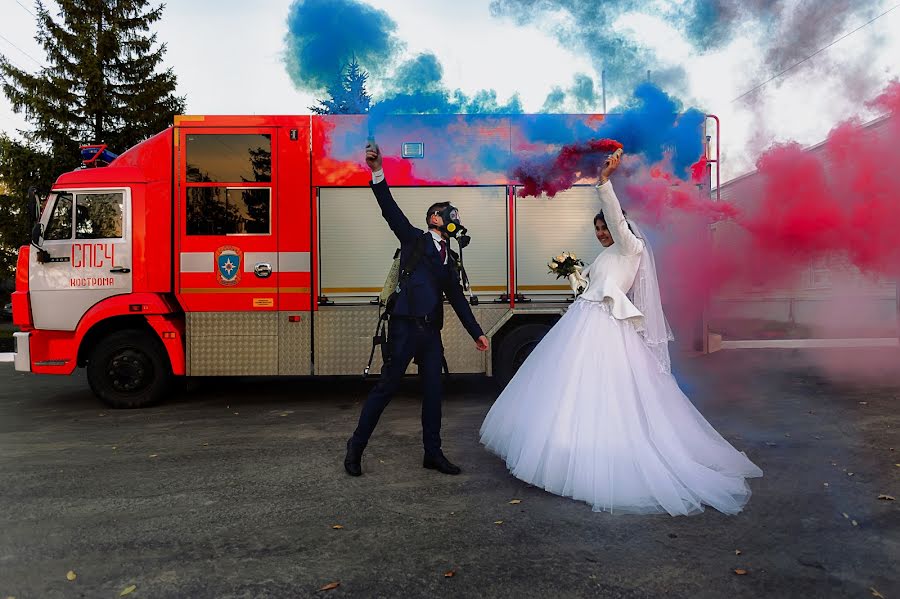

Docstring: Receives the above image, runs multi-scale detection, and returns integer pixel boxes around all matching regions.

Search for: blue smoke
[367,53,523,136]
[284,0,402,92]
[523,83,705,177]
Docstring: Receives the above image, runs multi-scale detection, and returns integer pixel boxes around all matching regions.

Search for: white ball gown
[480,181,763,516]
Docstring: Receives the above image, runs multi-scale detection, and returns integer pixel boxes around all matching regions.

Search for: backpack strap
[400,232,430,280]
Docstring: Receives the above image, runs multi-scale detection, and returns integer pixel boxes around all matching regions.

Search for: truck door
[29,188,133,331]
[175,128,280,375]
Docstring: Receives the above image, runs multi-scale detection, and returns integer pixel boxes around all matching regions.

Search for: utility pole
[601,69,606,113]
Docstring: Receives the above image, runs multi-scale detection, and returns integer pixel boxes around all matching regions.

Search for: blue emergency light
[80,144,119,167]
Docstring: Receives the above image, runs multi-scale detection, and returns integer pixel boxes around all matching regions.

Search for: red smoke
[624,81,900,308]
[514,138,623,197]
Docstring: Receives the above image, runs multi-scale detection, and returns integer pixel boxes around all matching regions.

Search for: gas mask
[432,204,471,248]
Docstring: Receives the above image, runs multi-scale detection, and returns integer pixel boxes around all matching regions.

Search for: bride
[480,152,763,516]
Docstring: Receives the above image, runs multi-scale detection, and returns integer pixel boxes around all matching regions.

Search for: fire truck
[11,113,716,407]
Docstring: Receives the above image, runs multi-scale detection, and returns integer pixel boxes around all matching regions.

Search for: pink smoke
[513,138,623,198]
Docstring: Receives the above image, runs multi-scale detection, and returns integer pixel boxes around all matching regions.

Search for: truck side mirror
[31,222,43,247]
[26,186,41,228]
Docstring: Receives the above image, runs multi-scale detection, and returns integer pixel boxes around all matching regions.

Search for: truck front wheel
[86,329,172,409]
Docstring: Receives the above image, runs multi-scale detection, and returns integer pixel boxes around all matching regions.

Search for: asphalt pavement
[0,348,898,598]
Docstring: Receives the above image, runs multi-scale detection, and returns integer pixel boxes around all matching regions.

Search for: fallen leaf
[813,435,823,440]
[509,499,521,505]
[734,550,742,555]
[871,587,885,598]
[734,569,748,575]
[784,433,791,438]
[494,520,504,525]
[99,413,106,417]
[859,401,868,405]
[332,525,344,529]
[111,446,118,450]
[233,412,239,415]
[765,442,777,447]
[280,413,289,417]
[877,495,895,501]
[823,483,829,487]
[852,520,859,526]
[444,570,456,578]
[378,459,385,464]
[848,472,854,477]
[120,585,136,596]
[202,443,209,447]
[66,570,77,581]
[318,581,340,592]
[895,464,900,467]
[148,454,158,458]
[842,513,849,519]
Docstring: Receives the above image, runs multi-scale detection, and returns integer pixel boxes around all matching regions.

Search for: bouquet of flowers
[549,252,587,295]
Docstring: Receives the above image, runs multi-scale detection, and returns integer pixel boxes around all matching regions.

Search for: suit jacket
[371,179,484,340]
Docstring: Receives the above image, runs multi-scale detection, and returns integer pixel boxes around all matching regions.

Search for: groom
[344,142,490,477]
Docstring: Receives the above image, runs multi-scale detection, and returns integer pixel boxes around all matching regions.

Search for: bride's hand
[599,150,622,184]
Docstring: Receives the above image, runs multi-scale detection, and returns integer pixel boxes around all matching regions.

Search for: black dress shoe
[423,452,461,475]
[344,439,363,477]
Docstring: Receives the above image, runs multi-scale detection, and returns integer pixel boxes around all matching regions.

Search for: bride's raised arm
[595,180,643,256]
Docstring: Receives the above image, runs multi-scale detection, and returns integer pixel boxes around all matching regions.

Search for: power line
[14,0,35,17]
[731,3,900,103]
[0,32,43,67]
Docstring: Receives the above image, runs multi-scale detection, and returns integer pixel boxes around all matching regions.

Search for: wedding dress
[480,181,763,516]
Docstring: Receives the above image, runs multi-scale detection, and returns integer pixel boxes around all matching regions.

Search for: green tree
[0,0,185,276]
[310,58,372,115]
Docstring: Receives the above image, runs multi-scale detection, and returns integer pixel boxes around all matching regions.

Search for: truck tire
[86,329,172,409]
[494,323,552,388]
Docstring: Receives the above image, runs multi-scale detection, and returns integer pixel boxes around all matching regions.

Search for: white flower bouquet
[548,252,587,296]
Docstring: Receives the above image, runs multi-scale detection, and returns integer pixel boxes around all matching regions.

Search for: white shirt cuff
[372,169,385,184]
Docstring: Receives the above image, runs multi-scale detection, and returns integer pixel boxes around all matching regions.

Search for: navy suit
[350,179,484,456]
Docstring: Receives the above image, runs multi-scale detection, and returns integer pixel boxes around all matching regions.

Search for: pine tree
[1,0,184,152]
[310,58,372,115]
[0,0,184,276]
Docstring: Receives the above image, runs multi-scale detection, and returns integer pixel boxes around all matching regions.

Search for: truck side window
[44,194,73,240]
[185,134,271,183]
[186,187,271,235]
[75,193,124,239]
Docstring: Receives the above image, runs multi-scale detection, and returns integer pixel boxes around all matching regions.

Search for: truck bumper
[13,331,30,372]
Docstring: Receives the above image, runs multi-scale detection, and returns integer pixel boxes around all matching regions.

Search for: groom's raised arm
[370,171,419,243]
[366,143,419,243]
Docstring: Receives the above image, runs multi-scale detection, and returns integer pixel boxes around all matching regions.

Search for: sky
[1,0,899,182]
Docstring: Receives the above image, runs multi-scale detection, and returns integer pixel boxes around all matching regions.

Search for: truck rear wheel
[86,329,172,409]
[495,323,552,387]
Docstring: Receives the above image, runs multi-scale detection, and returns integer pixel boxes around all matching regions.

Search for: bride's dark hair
[594,210,636,235]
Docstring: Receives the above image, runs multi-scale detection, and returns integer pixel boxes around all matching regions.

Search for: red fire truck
[11,113,715,407]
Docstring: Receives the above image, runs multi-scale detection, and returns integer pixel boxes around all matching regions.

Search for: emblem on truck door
[215,246,242,286]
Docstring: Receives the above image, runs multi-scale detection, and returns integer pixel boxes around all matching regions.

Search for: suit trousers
[350,317,444,456]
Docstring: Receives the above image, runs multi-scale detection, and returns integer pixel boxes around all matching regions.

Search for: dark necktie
[439,239,447,265]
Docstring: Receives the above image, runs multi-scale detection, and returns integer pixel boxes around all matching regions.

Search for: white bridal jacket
[580,181,645,322]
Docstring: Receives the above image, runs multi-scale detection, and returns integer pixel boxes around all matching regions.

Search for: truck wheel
[495,323,552,388]
[86,329,172,409]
